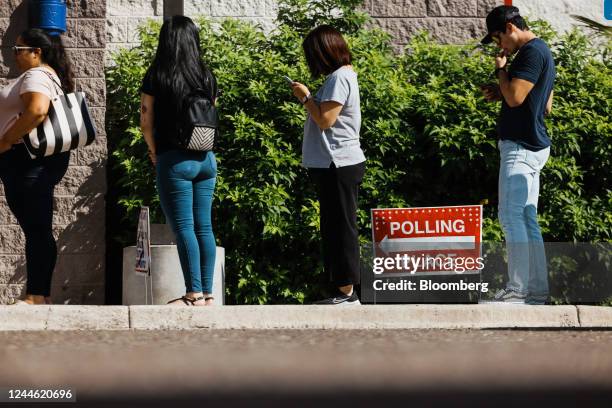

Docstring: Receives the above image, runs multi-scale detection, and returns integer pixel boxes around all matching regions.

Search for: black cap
[481,5,522,44]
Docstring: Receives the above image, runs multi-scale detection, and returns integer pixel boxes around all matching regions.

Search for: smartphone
[283,75,294,86]
[479,83,497,91]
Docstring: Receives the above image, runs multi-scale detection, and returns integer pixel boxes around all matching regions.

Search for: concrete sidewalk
[0,305,610,330]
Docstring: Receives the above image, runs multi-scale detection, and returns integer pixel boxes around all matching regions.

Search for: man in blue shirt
[481,6,556,305]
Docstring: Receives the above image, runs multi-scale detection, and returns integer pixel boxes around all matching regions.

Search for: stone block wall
[106,0,606,54]
[0,0,107,304]
[106,0,279,59]
[363,0,494,47]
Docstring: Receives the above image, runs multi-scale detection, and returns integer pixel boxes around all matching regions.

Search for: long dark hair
[302,25,352,78]
[20,28,75,93]
[149,16,216,114]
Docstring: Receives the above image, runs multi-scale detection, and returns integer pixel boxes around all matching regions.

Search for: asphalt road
[1,329,611,407]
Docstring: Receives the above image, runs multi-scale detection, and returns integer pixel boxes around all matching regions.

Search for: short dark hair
[302,25,352,78]
[507,15,529,32]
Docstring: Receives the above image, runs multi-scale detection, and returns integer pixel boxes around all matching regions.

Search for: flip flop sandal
[167,295,205,306]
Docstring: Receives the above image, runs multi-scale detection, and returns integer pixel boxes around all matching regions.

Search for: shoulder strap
[28,67,64,97]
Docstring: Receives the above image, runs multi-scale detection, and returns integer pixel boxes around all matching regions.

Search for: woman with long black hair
[140,16,219,306]
[0,29,74,305]
[291,25,366,305]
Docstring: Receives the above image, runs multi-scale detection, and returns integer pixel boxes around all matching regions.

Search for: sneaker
[526,295,548,305]
[313,291,361,306]
[480,288,526,304]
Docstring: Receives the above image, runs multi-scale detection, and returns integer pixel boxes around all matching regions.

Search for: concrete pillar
[122,246,226,305]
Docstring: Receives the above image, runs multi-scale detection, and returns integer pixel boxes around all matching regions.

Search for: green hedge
[106,0,612,304]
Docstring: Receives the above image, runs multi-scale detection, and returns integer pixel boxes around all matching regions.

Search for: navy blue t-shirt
[498,38,556,151]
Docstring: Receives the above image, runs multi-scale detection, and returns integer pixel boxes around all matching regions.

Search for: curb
[577,305,612,328]
[129,305,580,330]
[1,304,609,331]
[0,306,128,331]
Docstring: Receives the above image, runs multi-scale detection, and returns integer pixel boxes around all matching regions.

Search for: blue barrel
[29,0,67,36]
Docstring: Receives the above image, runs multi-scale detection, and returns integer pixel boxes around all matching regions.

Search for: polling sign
[371,205,483,275]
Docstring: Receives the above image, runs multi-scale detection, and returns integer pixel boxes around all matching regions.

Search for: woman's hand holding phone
[283,75,311,104]
[291,82,310,104]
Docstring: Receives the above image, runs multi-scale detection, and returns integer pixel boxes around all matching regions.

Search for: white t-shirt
[0,67,60,142]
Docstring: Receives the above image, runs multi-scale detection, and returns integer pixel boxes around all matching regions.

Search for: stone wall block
[374,17,486,44]
[0,284,25,304]
[185,0,212,16]
[127,16,161,43]
[211,0,267,17]
[89,107,107,138]
[77,19,107,48]
[78,135,108,166]
[428,0,478,17]
[67,49,105,78]
[0,255,26,285]
[107,17,128,43]
[49,283,105,304]
[54,254,105,285]
[76,78,106,107]
[0,225,25,254]
[0,200,17,225]
[54,196,77,226]
[0,1,24,18]
[372,0,428,18]
[55,166,93,196]
[61,19,79,48]
[477,0,499,17]
[109,0,156,17]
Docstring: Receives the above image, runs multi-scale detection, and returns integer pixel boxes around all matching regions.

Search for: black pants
[0,144,69,296]
[309,161,365,287]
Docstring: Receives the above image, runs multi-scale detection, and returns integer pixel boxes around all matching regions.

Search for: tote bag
[22,69,96,159]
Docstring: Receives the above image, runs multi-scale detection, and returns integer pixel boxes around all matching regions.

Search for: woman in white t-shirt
[0,29,75,305]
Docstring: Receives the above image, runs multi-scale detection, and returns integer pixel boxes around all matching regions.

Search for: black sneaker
[479,288,526,304]
[313,291,361,306]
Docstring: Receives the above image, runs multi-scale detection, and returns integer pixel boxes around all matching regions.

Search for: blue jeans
[498,140,550,297]
[156,150,217,294]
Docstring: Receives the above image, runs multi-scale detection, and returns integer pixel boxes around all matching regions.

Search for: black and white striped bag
[22,69,96,159]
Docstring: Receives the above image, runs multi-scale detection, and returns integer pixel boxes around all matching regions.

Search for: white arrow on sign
[378,235,476,255]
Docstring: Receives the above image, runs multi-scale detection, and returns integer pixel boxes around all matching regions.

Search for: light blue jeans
[156,150,217,294]
[498,140,550,297]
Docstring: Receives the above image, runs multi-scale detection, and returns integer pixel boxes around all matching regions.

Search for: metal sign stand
[135,207,154,305]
